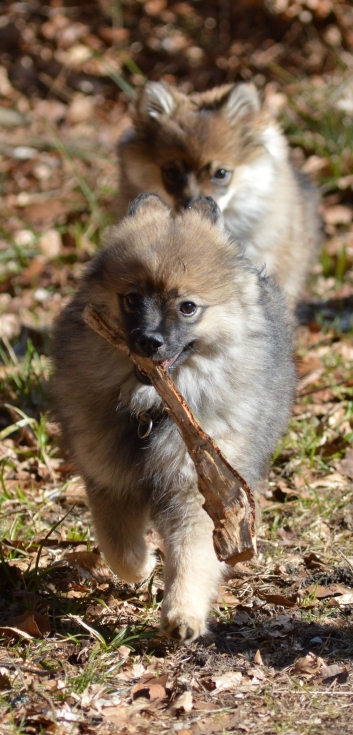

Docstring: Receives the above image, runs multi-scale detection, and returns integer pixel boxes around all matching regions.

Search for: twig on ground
[297,379,348,398]
[333,548,353,572]
[30,505,76,591]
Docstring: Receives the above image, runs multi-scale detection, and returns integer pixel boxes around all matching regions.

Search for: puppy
[117,82,321,310]
[52,194,296,643]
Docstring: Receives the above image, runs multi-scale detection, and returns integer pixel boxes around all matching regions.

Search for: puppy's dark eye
[162,165,183,184]
[179,301,197,316]
[122,293,142,312]
[212,169,231,184]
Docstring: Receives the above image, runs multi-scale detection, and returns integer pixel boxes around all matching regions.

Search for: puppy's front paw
[160,612,207,643]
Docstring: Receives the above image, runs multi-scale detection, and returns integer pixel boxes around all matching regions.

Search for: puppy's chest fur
[112,406,187,487]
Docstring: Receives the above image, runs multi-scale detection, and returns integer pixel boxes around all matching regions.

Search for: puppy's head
[119,82,285,213]
[84,195,257,380]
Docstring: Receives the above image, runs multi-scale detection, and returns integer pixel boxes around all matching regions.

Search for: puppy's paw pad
[161,616,206,643]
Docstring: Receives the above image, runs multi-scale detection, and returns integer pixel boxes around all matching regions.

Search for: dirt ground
[1,1,353,733]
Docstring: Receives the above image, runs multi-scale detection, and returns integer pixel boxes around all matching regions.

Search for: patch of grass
[321,242,352,283]
[283,79,353,190]
[0,339,51,415]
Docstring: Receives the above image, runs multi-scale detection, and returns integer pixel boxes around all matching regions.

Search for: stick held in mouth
[83,303,257,565]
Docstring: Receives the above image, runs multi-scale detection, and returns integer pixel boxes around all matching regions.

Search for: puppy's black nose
[136,333,164,357]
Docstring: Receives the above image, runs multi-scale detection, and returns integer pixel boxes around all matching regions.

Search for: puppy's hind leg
[86,482,156,584]
[157,489,225,644]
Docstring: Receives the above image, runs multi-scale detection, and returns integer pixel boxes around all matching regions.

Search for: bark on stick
[83,304,257,564]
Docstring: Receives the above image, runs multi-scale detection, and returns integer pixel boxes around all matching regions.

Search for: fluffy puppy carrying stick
[52,195,296,643]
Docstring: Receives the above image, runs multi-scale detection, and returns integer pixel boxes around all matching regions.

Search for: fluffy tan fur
[52,195,296,642]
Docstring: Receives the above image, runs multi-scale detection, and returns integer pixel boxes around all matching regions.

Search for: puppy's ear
[223,83,261,125]
[128,193,170,217]
[136,82,177,121]
[188,196,222,226]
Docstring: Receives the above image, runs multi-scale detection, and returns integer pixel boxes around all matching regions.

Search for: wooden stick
[83,304,257,565]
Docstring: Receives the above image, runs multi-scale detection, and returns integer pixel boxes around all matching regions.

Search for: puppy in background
[117,82,321,310]
[52,194,296,643]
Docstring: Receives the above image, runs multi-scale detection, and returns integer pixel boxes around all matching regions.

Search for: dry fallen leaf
[254,649,264,666]
[296,356,323,378]
[210,671,243,691]
[116,662,146,681]
[170,690,193,713]
[293,652,323,677]
[5,611,50,638]
[38,229,62,259]
[272,483,300,502]
[63,477,87,505]
[191,712,241,733]
[101,704,132,726]
[233,610,252,625]
[16,712,56,729]
[305,583,352,599]
[336,448,353,479]
[131,673,168,701]
[0,626,33,641]
[56,706,80,723]
[301,154,329,175]
[303,552,327,569]
[277,526,298,546]
[337,593,353,606]
[258,592,297,608]
[80,683,106,708]
[306,519,332,539]
[217,588,240,606]
[265,629,287,638]
[64,550,113,583]
[21,198,74,225]
[246,666,266,681]
[194,701,220,711]
[117,645,131,661]
[67,93,95,124]
[324,204,352,226]
[321,664,349,682]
